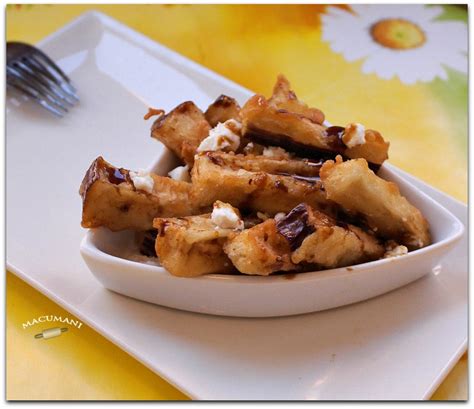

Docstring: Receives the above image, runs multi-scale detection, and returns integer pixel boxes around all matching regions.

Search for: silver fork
[6,42,79,117]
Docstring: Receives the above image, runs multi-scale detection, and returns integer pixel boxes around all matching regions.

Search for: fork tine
[7,66,69,113]
[28,54,79,101]
[16,59,76,106]
[7,77,64,117]
[7,65,69,112]
[31,49,78,97]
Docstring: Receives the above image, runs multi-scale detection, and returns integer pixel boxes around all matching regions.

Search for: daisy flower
[321,5,467,84]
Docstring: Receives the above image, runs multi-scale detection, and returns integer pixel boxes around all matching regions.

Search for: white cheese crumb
[211,201,244,230]
[343,123,366,149]
[168,165,191,182]
[125,253,161,266]
[262,146,288,158]
[197,119,241,153]
[274,212,286,222]
[129,169,154,193]
[257,212,270,221]
[384,243,408,258]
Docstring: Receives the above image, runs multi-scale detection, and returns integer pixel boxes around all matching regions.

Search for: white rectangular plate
[6,11,467,400]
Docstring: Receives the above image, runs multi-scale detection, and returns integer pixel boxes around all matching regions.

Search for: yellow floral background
[6,4,467,400]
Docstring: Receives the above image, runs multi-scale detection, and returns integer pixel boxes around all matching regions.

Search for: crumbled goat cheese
[129,169,154,193]
[197,119,241,153]
[343,123,366,149]
[274,212,286,222]
[243,142,264,155]
[125,253,161,266]
[262,146,288,158]
[211,201,244,230]
[168,165,191,182]
[384,243,408,258]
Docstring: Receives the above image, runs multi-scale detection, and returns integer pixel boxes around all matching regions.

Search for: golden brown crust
[241,94,332,154]
[191,151,335,216]
[240,76,332,156]
[344,128,389,165]
[320,157,431,249]
[225,203,384,275]
[150,101,210,166]
[284,204,384,268]
[204,95,241,127]
[240,76,389,166]
[202,151,323,177]
[154,215,234,277]
[270,74,325,124]
[223,219,295,276]
[80,157,196,231]
[79,156,109,201]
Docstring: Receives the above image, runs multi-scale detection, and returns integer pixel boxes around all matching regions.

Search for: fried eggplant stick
[223,219,296,276]
[150,101,211,166]
[225,203,384,275]
[204,94,241,127]
[320,156,431,249]
[153,214,235,277]
[240,75,389,166]
[80,156,196,231]
[191,151,334,215]
[277,204,384,267]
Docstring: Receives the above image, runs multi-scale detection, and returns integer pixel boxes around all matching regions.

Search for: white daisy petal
[361,55,381,75]
[395,5,444,24]
[412,59,447,82]
[342,43,376,62]
[321,4,467,84]
[350,5,372,17]
[442,52,468,74]
[372,52,414,81]
[351,5,405,22]
[419,5,444,21]
[325,6,354,19]
[359,5,424,23]
[398,68,420,85]
[436,68,449,81]
[426,22,467,52]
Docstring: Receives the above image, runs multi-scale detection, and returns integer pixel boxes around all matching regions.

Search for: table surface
[6,4,467,400]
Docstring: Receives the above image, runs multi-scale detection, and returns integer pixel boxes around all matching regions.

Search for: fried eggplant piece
[343,124,389,167]
[191,152,334,216]
[223,219,296,276]
[204,95,241,127]
[320,157,431,249]
[153,214,234,277]
[241,94,331,156]
[80,157,195,231]
[240,76,389,166]
[150,101,211,166]
[276,204,384,268]
[269,74,325,124]
[240,75,330,157]
[208,151,323,177]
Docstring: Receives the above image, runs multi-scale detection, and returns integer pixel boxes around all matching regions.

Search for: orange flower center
[370,18,426,50]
